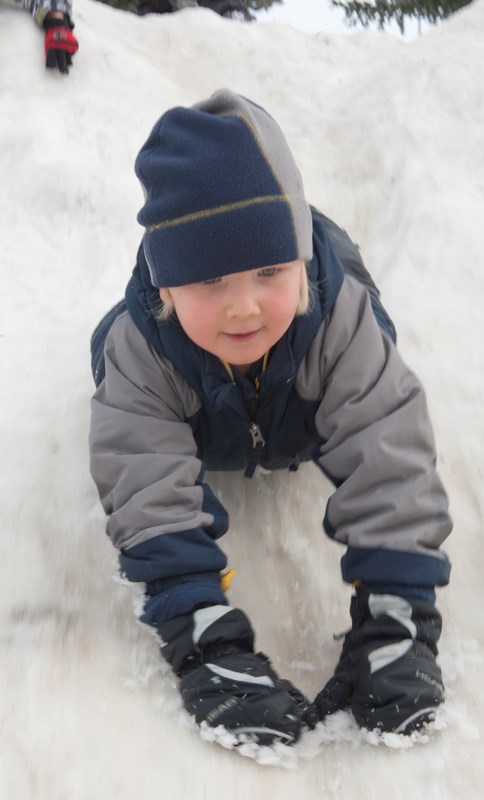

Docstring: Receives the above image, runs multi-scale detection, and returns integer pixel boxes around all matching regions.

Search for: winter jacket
[89,209,452,626]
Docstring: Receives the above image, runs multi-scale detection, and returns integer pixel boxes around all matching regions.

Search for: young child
[89,89,452,747]
[15,0,78,74]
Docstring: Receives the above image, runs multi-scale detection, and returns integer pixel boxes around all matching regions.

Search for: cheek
[175,300,218,345]
[268,280,301,323]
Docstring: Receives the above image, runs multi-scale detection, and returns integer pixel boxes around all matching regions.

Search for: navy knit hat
[135,89,313,287]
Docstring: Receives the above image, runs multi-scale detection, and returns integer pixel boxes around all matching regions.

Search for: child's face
[160,260,304,374]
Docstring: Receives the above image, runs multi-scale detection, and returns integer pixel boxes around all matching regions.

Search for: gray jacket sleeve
[89,312,229,591]
[298,275,452,591]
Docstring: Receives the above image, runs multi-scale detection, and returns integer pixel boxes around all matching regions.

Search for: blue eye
[201,277,221,285]
[259,267,278,277]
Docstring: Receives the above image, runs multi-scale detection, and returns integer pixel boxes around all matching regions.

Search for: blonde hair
[156,262,313,323]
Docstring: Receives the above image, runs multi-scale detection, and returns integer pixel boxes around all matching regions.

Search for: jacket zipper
[249,422,265,449]
[219,358,266,475]
[245,422,266,477]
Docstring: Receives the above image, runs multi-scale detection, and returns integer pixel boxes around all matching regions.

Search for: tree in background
[331,0,474,34]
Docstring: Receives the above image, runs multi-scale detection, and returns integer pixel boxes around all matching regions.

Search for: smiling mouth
[223,330,261,342]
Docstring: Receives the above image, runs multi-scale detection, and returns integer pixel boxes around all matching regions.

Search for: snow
[1,0,484,795]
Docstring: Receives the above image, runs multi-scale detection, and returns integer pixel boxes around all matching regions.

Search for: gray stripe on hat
[196,90,313,262]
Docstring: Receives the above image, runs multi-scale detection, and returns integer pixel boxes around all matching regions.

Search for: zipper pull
[249,422,265,449]
[245,424,265,477]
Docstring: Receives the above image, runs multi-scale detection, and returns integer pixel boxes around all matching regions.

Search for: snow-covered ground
[1,0,483,796]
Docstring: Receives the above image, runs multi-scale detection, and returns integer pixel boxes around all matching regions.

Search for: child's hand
[181,649,314,745]
[314,588,444,734]
[158,605,316,745]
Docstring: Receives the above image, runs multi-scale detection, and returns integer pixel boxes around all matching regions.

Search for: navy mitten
[314,587,444,734]
[158,605,316,745]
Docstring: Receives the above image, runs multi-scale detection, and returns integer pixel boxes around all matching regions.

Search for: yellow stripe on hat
[146,194,306,232]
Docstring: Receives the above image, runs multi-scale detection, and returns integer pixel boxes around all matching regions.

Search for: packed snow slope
[1,0,484,797]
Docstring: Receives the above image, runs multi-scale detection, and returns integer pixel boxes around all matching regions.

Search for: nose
[226,281,260,318]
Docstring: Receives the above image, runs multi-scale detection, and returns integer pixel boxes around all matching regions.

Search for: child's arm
[90,310,229,618]
[312,273,451,593]
[307,274,451,732]
[90,310,315,743]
